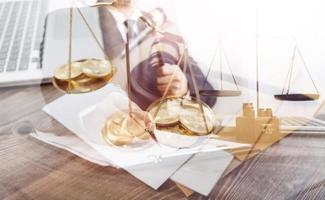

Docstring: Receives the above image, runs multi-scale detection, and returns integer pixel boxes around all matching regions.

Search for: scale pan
[274,93,320,101]
[199,90,242,97]
[53,58,115,94]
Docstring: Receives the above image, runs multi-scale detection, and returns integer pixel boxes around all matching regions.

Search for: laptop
[281,116,325,132]
[280,101,325,133]
[0,0,104,87]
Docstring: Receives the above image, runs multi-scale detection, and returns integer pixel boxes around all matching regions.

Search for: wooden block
[176,183,194,197]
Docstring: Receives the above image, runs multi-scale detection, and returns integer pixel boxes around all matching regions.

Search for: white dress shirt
[105,6,143,41]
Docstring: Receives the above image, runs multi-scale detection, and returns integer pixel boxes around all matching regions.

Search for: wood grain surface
[1,84,325,200]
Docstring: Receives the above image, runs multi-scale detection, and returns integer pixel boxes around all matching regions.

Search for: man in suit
[98,0,216,109]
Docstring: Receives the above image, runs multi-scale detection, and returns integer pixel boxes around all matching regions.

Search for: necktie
[124,19,138,40]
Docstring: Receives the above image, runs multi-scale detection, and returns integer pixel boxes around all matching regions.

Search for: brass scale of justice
[53,2,320,148]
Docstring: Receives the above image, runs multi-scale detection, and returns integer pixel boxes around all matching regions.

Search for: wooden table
[1,85,325,200]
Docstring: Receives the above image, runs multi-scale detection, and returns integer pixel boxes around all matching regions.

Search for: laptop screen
[314,101,325,121]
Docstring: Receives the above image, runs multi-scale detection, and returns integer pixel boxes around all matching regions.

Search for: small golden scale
[53,2,216,149]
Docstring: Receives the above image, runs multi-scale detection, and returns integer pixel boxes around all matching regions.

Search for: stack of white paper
[171,151,233,196]
[39,84,249,194]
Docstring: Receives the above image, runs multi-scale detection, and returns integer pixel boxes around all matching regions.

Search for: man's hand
[156,63,188,97]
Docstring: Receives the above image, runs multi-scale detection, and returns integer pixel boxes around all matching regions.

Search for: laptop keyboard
[280,116,325,133]
[281,116,325,127]
[0,0,47,73]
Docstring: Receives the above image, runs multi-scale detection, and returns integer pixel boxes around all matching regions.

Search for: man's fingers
[156,74,181,85]
[157,81,182,93]
[156,64,176,76]
[155,64,188,97]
